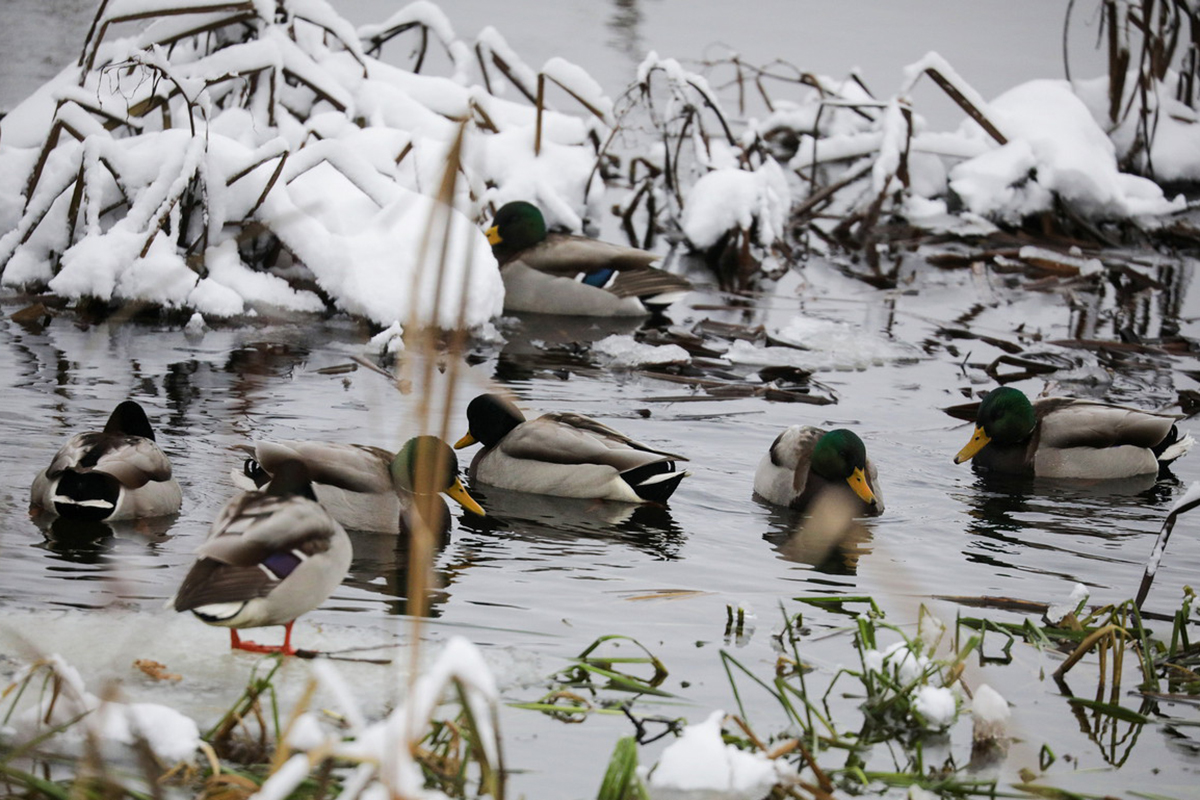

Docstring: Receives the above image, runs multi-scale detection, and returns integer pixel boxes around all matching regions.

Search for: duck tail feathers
[622,461,690,504]
[1157,429,1194,464]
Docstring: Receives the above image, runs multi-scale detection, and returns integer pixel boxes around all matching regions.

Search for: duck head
[392,436,484,515]
[812,429,877,508]
[455,394,526,449]
[105,400,156,439]
[954,386,1036,464]
[487,201,546,260]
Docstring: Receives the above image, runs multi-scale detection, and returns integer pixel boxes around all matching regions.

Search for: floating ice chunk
[1017,245,1104,276]
[592,334,690,366]
[971,684,1010,742]
[184,312,206,336]
[648,710,790,798]
[914,685,958,729]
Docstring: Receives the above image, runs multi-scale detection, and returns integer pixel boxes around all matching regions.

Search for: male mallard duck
[953,386,1193,478]
[173,460,351,655]
[754,426,883,516]
[454,393,689,502]
[236,436,484,534]
[487,201,692,316]
[31,400,182,521]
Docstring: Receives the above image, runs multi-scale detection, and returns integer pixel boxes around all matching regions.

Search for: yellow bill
[846,467,877,506]
[486,225,502,246]
[446,478,485,516]
[954,426,991,464]
[454,431,477,449]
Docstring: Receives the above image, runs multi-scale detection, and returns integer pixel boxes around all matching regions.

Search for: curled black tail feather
[621,461,687,504]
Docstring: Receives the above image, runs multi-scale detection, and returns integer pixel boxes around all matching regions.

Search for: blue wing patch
[577,268,617,289]
[260,550,304,580]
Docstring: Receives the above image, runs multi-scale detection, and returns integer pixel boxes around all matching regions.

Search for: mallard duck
[953,386,1193,477]
[30,400,182,521]
[753,426,883,516]
[487,201,692,316]
[236,436,484,533]
[173,460,351,655]
[454,393,689,502]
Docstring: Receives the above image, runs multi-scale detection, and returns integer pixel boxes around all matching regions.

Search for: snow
[913,685,958,729]
[971,684,1010,742]
[1046,582,1089,624]
[4,655,200,765]
[681,159,791,250]
[0,1,633,330]
[1170,480,1200,515]
[864,641,930,685]
[647,710,791,799]
[949,80,1185,222]
[592,334,690,366]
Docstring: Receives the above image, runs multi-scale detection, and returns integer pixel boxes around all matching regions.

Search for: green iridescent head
[812,429,876,507]
[487,201,547,258]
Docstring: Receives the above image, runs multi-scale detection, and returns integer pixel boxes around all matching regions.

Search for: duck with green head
[454,393,689,503]
[954,386,1192,478]
[237,436,484,534]
[486,200,692,316]
[754,426,883,516]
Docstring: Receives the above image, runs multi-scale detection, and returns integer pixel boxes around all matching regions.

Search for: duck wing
[174,492,341,611]
[251,440,395,494]
[498,413,686,470]
[46,432,173,488]
[515,234,692,299]
[1036,398,1177,449]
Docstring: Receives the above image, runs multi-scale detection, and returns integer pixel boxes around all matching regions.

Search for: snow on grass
[3,655,200,765]
[647,710,792,798]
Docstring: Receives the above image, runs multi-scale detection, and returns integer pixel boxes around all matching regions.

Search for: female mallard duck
[236,436,484,534]
[487,201,692,316]
[953,386,1193,478]
[454,393,689,503]
[31,400,182,521]
[173,460,351,655]
[754,426,883,516]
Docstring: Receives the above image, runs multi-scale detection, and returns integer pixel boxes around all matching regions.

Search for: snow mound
[950,80,1184,222]
[648,710,792,799]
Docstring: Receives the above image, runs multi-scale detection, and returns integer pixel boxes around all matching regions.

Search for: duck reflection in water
[456,485,686,561]
[758,490,874,575]
[30,512,176,565]
[341,527,456,618]
[955,470,1174,578]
